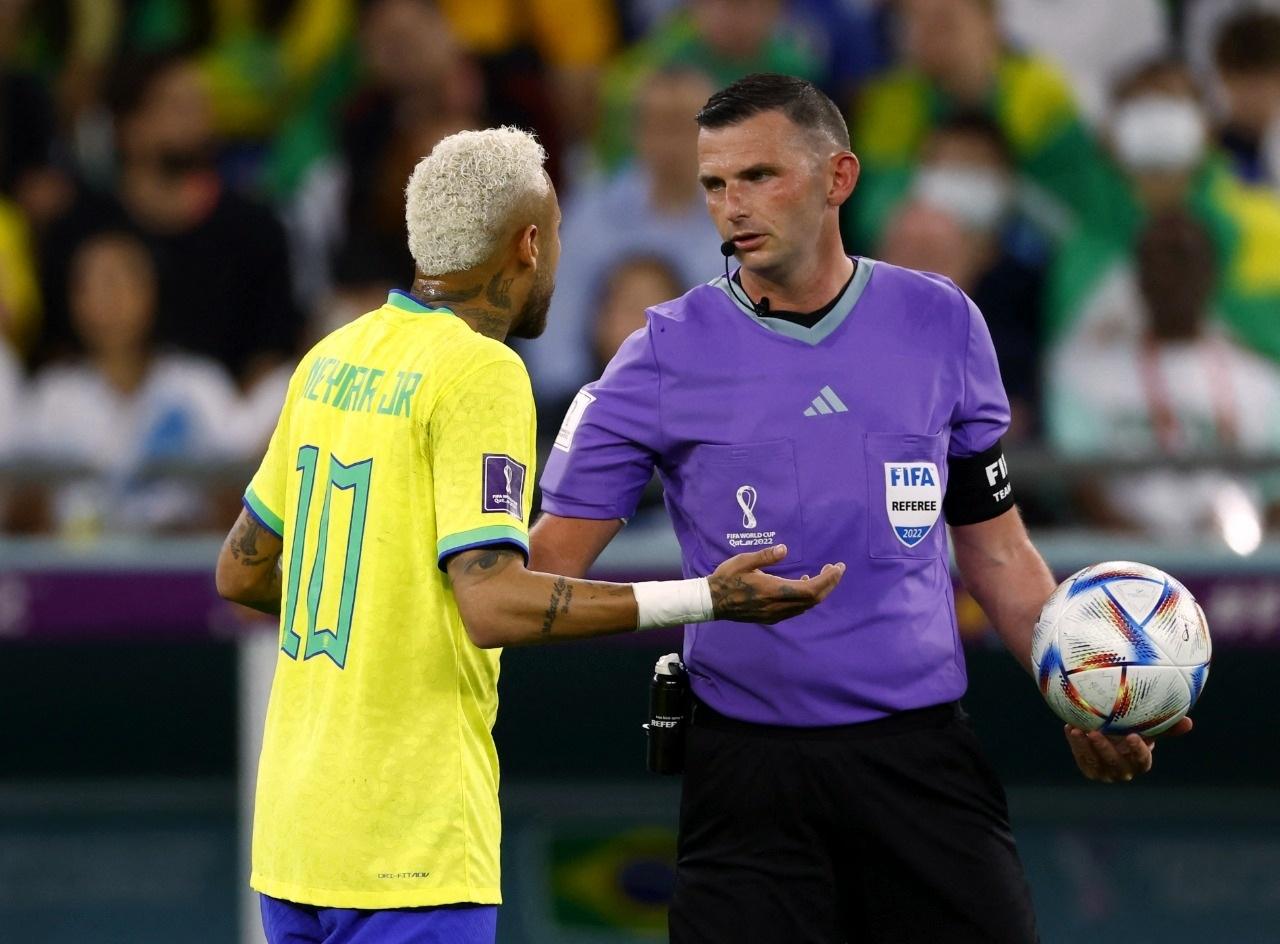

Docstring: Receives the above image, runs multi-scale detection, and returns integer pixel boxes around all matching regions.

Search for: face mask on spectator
[913,166,1012,232]
[1112,95,1207,172]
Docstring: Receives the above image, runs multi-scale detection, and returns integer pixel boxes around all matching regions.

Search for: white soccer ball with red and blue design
[1031,561,1211,736]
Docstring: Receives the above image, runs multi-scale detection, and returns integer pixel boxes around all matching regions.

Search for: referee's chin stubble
[510,278,554,340]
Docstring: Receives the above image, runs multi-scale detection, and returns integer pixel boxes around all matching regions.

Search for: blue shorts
[259,894,497,944]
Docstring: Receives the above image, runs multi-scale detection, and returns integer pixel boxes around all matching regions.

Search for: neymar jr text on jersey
[301,357,424,416]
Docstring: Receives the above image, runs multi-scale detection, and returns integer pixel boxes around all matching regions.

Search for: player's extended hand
[708,544,845,624]
[1064,717,1194,783]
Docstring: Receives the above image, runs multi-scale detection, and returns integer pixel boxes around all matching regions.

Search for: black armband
[942,439,1015,526]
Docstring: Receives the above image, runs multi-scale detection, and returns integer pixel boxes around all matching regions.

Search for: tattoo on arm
[540,577,572,637]
[456,547,519,577]
[229,518,276,568]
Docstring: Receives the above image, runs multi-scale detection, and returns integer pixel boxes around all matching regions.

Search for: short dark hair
[1112,55,1198,104]
[1215,10,1280,74]
[106,48,193,123]
[695,73,850,150]
[929,111,1014,167]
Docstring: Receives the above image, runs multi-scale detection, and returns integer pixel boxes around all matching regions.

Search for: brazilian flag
[551,826,678,934]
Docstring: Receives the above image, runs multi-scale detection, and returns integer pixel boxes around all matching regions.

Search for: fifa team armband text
[942,439,1015,526]
[633,578,715,630]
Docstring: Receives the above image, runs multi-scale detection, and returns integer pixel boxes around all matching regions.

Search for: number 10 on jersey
[281,445,373,668]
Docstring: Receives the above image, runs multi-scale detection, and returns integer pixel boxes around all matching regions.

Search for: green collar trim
[387,290,454,316]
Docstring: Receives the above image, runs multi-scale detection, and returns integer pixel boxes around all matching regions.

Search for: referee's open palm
[708,544,845,625]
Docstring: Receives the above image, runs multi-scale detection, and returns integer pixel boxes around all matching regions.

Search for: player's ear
[514,223,539,270]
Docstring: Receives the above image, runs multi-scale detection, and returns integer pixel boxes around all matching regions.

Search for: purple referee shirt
[540,259,1011,726]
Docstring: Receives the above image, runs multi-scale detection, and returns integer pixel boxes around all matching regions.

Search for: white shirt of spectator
[0,338,21,457]
[21,352,243,533]
[1048,309,1280,539]
[233,362,292,454]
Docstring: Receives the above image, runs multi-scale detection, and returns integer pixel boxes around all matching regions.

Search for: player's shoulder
[643,279,725,328]
[861,257,968,308]
[448,327,529,378]
[857,257,979,340]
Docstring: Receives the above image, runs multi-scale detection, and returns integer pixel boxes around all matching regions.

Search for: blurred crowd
[1,0,1279,547]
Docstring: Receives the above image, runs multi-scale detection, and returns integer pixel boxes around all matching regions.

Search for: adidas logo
[804,385,848,417]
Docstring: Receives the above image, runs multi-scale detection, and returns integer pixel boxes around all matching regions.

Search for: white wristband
[633,578,715,630]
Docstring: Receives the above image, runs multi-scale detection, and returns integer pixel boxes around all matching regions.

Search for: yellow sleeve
[244,384,295,539]
[431,357,537,568]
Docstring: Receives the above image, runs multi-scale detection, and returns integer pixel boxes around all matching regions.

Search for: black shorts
[669,701,1038,944]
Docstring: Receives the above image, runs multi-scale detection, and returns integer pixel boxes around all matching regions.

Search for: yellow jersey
[243,290,536,908]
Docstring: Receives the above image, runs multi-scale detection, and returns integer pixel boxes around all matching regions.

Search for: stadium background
[0,1,1278,942]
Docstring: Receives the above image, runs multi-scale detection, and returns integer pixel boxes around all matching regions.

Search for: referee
[531,75,1188,943]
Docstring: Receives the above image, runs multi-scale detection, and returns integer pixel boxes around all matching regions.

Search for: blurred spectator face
[0,0,32,59]
[1215,12,1280,136]
[899,0,999,83]
[636,70,716,192]
[1137,211,1217,342]
[691,0,783,61]
[1220,68,1280,134]
[69,235,157,357]
[878,202,976,285]
[1109,63,1208,174]
[117,61,215,166]
[913,123,1013,234]
[592,257,682,367]
[361,0,456,92]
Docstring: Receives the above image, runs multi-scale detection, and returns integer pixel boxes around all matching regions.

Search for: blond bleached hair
[405,126,550,277]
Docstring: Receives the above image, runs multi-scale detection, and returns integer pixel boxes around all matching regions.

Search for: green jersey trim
[244,487,285,538]
[386,290,454,316]
[436,524,530,571]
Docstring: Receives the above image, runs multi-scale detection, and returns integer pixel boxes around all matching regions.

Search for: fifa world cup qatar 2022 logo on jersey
[725,484,778,548]
[884,462,942,548]
[483,453,526,521]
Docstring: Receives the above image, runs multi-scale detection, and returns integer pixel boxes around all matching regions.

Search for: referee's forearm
[971,556,1054,676]
[951,512,1056,676]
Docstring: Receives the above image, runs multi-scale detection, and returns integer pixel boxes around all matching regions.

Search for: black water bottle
[645,653,689,774]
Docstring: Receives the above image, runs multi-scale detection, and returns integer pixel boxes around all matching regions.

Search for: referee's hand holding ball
[707,544,844,624]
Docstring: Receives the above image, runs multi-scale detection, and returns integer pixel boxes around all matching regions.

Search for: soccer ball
[1031,561,1211,736]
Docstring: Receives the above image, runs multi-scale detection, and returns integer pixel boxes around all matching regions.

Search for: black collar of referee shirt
[731,263,857,329]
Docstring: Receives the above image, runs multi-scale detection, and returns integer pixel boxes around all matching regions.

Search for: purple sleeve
[539,326,662,520]
[948,291,1011,458]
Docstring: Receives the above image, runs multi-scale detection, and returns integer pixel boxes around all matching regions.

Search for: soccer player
[214,127,844,944]
[532,75,1192,943]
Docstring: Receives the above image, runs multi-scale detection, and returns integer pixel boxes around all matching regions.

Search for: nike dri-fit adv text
[541,259,1011,727]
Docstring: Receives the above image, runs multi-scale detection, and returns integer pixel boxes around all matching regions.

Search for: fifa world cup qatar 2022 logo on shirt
[483,453,526,521]
[884,462,941,548]
[725,484,778,548]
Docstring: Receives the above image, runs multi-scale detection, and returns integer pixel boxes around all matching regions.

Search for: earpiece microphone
[720,239,772,317]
